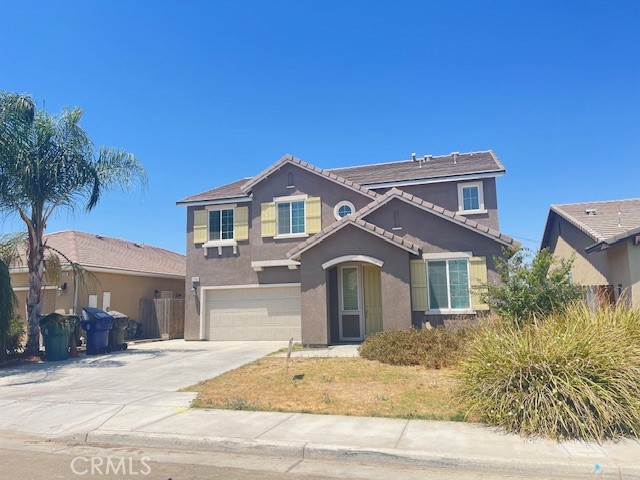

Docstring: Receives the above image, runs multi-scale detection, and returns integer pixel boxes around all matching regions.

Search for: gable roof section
[331,150,504,186]
[13,230,185,278]
[356,188,517,248]
[288,216,420,260]
[177,150,505,205]
[176,178,252,205]
[541,198,640,253]
[240,154,378,200]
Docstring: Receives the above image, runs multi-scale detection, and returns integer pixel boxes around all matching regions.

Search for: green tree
[484,248,583,325]
[0,233,23,361]
[0,91,146,354]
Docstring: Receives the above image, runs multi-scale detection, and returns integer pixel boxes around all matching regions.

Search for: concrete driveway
[0,340,285,438]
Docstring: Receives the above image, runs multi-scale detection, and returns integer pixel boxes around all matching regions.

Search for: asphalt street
[0,436,589,480]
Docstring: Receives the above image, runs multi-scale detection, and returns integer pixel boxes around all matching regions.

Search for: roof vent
[585,208,597,216]
[423,154,432,162]
[96,235,104,240]
[411,153,417,162]
[451,152,460,164]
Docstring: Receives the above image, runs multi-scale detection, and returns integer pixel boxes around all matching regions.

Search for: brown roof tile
[329,150,504,185]
[176,178,252,205]
[177,150,505,204]
[14,230,185,278]
[549,199,640,242]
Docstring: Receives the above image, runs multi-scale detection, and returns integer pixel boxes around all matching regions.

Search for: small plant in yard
[359,327,469,369]
[457,303,640,441]
[484,248,582,326]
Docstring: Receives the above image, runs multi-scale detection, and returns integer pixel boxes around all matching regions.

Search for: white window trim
[425,256,472,314]
[207,207,235,242]
[203,239,238,256]
[423,252,472,260]
[251,259,301,271]
[333,200,355,221]
[273,194,308,202]
[274,232,309,240]
[457,181,486,214]
[275,196,307,237]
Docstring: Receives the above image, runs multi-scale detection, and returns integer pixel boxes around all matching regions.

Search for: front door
[363,265,383,336]
[339,266,364,341]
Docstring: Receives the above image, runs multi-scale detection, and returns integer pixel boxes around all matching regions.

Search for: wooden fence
[138,298,185,339]
[582,285,615,311]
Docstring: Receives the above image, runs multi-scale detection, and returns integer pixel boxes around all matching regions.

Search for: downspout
[72,270,79,315]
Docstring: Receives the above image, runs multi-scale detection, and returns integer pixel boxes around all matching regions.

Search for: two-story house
[177,151,517,346]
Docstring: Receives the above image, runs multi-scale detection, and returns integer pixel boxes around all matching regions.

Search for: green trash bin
[39,313,78,361]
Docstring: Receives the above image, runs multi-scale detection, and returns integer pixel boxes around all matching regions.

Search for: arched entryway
[323,256,383,342]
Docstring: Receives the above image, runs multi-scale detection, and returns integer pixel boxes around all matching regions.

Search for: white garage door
[205,286,302,341]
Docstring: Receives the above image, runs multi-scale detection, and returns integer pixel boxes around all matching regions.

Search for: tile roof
[240,154,378,199]
[287,216,420,260]
[13,230,185,278]
[542,198,640,250]
[355,188,517,248]
[177,150,504,204]
[330,150,504,186]
[176,178,252,205]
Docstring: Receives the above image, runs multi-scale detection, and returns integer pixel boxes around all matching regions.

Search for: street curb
[78,429,640,479]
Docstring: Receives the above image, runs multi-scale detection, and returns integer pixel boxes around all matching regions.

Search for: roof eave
[176,195,252,207]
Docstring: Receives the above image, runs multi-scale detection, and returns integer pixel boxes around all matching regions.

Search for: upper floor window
[457,181,485,213]
[209,209,234,240]
[427,258,470,311]
[333,200,355,220]
[277,200,305,235]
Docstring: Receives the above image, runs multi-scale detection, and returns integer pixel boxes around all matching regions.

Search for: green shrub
[457,303,640,441]
[6,315,25,354]
[484,248,583,326]
[359,327,470,369]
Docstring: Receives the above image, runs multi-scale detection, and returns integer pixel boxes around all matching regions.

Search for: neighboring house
[177,151,518,345]
[10,230,186,322]
[541,199,640,306]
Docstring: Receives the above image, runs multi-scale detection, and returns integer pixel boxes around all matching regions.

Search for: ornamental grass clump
[457,303,640,441]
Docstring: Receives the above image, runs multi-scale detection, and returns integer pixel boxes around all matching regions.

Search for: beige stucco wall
[607,241,634,306]
[628,241,640,307]
[11,270,184,323]
[544,217,610,285]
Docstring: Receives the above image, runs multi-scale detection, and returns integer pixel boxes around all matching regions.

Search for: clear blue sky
[1,0,638,254]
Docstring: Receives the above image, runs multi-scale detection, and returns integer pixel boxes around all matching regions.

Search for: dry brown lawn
[185,357,469,421]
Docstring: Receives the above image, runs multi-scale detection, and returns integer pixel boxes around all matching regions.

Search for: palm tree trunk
[21,210,46,355]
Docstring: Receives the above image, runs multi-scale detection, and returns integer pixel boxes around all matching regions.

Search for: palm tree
[0,91,146,354]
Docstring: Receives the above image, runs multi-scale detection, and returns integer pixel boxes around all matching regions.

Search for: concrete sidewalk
[62,407,640,478]
[2,341,639,478]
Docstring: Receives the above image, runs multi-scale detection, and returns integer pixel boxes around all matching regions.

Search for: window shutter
[193,210,208,244]
[410,259,427,311]
[261,202,276,237]
[306,197,322,234]
[469,256,489,311]
[234,206,249,241]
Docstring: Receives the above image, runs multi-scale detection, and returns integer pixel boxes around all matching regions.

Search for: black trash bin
[108,311,129,351]
[81,307,114,355]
